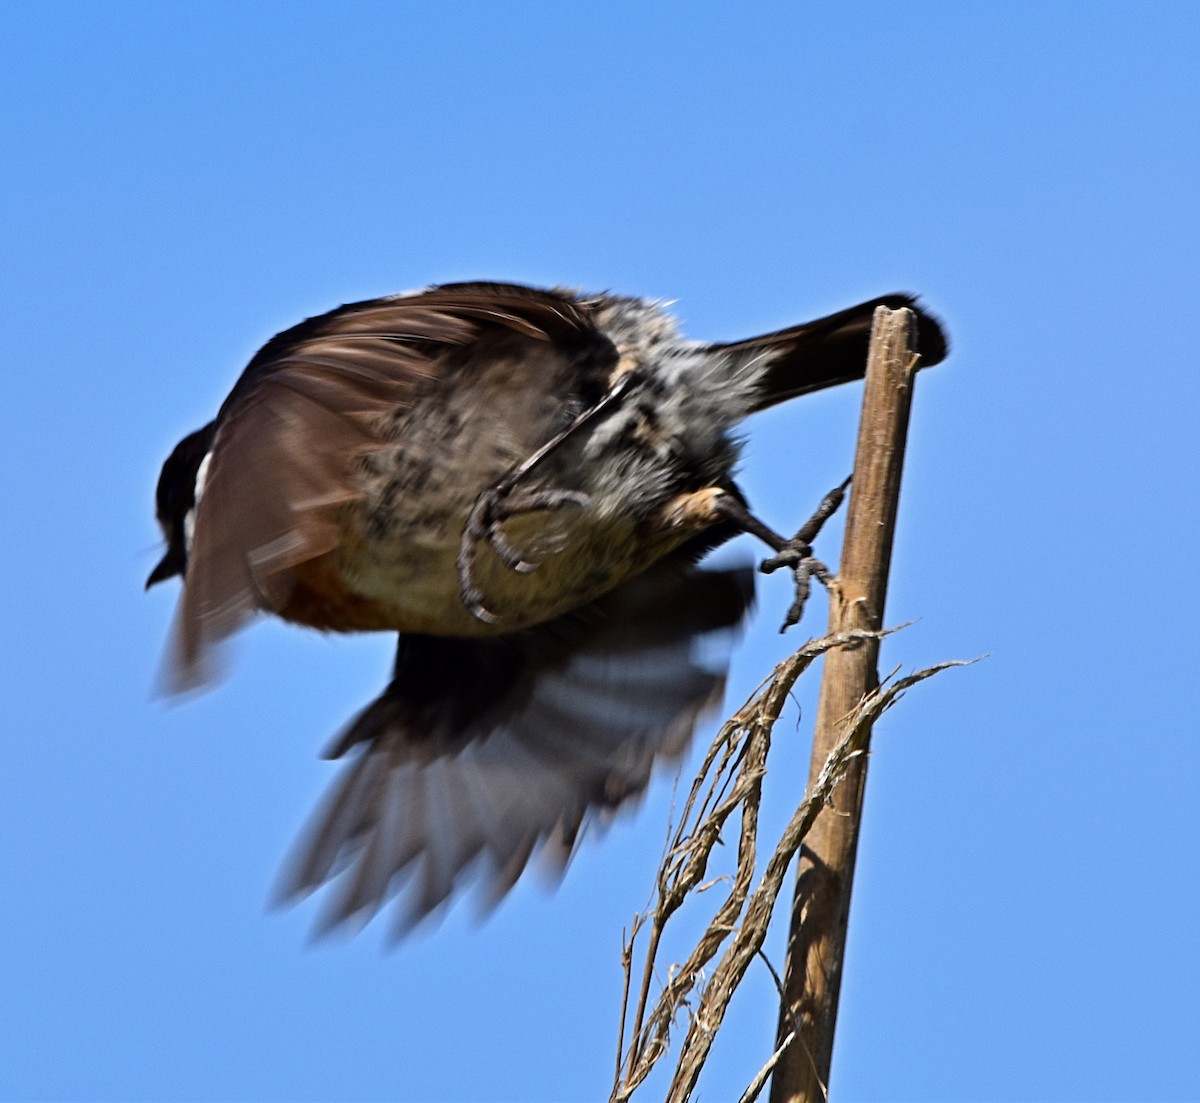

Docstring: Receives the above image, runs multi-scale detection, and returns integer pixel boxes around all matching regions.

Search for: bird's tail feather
[716,293,948,413]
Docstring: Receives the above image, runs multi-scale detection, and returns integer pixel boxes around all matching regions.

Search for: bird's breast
[281,497,657,637]
[274,364,739,637]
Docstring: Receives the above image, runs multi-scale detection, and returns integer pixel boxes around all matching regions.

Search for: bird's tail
[715,293,949,413]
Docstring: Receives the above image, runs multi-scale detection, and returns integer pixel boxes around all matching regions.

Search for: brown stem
[768,307,921,1102]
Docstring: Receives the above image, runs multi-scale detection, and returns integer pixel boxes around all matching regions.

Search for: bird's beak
[145,548,183,590]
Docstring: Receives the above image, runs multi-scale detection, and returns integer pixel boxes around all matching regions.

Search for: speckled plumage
[148,280,947,934]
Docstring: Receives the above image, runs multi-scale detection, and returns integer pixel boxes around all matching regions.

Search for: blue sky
[2,2,1198,1100]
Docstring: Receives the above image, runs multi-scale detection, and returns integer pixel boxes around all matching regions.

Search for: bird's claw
[760,541,836,632]
[760,475,849,632]
[457,484,590,623]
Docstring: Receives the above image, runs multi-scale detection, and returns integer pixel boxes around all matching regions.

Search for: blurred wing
[168,283,603,689]
[275,562,754,936]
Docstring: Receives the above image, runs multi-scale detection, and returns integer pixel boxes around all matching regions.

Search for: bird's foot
[760,540,837,632]
[758,476,851,632]
[457,484,590,622]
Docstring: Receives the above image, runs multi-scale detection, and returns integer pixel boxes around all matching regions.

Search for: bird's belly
[275,373,724,636]
[325,505,656,636]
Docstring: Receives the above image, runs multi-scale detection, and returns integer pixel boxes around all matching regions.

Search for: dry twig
[610,625,971,1102]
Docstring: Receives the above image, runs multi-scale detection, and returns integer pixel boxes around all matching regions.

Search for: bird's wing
[169,283,609,689]
[274,560,754,935]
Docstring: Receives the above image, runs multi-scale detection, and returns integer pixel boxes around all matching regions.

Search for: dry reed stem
[610,626,971,1102]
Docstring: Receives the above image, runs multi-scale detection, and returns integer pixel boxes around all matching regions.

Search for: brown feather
[170,285,615,689]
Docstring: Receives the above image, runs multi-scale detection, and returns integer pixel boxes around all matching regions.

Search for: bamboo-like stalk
[768,306,922,1102]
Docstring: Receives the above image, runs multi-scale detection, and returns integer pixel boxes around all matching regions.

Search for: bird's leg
[457,371,643,622]
[712,476,852,632]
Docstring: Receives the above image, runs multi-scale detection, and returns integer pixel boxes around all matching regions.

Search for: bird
[147,281,947,935]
